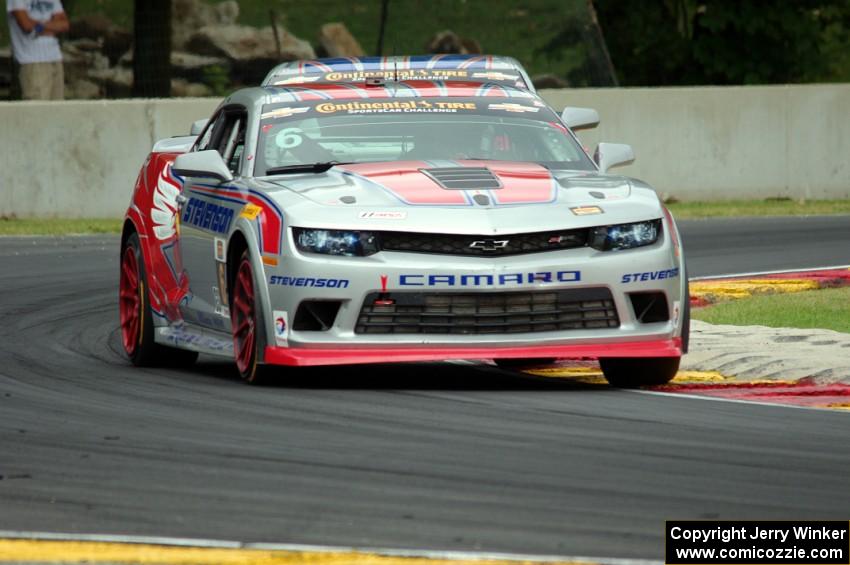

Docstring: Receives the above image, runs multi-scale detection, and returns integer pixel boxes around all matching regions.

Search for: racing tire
[231,250,274,385]
[494,358,558,369]
[599,356,680,388]
[119,232,198,367]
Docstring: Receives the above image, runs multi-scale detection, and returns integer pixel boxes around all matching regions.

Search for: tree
[132,0,171,97]
[594,1,848,86]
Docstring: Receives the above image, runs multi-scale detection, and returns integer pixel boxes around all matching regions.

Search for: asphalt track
[0,215,849,560]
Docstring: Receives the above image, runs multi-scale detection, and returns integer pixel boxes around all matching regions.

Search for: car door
[178,106,248,331]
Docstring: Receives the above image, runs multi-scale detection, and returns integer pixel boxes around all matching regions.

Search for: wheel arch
[227,225,272,364]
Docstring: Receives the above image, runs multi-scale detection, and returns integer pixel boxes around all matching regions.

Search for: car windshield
[256,97,596,175]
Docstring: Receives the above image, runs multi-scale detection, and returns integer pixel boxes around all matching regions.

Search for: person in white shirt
[6,0,70,100]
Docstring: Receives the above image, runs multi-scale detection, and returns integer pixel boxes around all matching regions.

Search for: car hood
[259,160,663,234]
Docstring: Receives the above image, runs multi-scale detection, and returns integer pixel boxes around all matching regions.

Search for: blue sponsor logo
[182,198,234,235]
[621,268,679,284]
[270,275,350,289]
[398,271,581,287]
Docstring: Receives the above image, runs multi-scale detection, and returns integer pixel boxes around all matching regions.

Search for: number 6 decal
[275,127,304,149]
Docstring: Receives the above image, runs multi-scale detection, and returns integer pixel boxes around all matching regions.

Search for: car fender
[228,216,275,363]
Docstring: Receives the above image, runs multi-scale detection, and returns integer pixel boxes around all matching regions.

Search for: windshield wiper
[265,161,351,176]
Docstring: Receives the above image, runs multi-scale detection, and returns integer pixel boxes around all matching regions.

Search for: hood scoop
[420,167,502,190]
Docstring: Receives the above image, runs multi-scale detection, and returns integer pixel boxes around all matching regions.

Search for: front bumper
[265,337,682,367]
[259,226,685,365]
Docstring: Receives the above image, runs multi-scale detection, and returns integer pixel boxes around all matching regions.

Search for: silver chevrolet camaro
[119,56,689,385]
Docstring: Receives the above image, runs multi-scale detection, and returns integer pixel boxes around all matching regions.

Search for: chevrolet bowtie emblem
[469,239,509,251]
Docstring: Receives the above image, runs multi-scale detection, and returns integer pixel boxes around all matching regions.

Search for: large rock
[171,51,231,84]
[61,40,110,86]
[68,13,114,41]
[122,50,231,84]
[87,66,133,98]
[65,78,102,99]
[186,24,315,84]
[532,73,570,89]
[171,78,213,97]
[187,24,315,61]
[318,23,364,58]
[425,30,481,54]
[173,0,240,50]
[68,13,131,66]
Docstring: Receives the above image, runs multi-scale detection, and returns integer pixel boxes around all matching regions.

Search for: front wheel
[119,232,198,367]
[599,356,680,388]
[230,250,274,384]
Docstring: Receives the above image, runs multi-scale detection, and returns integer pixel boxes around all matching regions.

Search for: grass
[693,286,850,334]
[0,218,121,236]
[667,199,850,219]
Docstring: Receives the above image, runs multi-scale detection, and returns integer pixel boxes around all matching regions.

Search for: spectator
[6,0,69,100]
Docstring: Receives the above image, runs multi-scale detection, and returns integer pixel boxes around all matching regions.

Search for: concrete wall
[0,98,218,218]
[1,84,848,218]
[542,84,850,201]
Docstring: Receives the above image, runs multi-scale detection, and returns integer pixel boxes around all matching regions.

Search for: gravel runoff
[681,320,850,384]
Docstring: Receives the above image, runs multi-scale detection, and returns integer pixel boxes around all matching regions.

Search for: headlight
[293,228,379,256]
[589,220,661,251]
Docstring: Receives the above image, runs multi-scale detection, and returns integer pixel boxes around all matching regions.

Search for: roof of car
[261,55,535,92]
[253,80,540,106]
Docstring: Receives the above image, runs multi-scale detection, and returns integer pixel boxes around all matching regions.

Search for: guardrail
[1,84,848,218]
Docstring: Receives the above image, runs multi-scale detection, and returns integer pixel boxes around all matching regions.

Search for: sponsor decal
[323,69,470,82]
[273,75,321,85]
[621,268,680,284]
[472,71,519,81]
[358,211,407,220]
[215,262,229,313]
[239,203,263,220]
[672,300,681,325]
[181,198,234,235]
[269,276,350,288]
[570,205,604,216]
[398,270,581,287]
[488,102,540,113]
[214,237,226,262]
[273,310,288,347]
[162,324,233,352]
[211,285,229,318]
[261,106,310,120]
[315,100,476,114]
[188,184,284,255]
[152,164,181,241]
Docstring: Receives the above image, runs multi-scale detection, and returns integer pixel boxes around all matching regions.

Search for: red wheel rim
[119,246,141,355]
[232,260,256,375]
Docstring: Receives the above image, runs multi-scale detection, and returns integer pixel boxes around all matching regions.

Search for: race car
[262,54,536,92]
[119,68,689,386]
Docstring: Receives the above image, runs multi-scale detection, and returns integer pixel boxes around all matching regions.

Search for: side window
[218,114,246,175]
[195,111,225,152]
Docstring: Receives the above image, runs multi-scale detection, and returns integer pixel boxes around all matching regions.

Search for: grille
[355,288,620,335]
[379,229,588,256]
[420,167,502,190]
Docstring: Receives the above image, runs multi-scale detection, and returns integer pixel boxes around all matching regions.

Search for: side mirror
[190,119,209,136]
[172,150,233,183]
[561,107,600,131]
[593,142,635,173]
